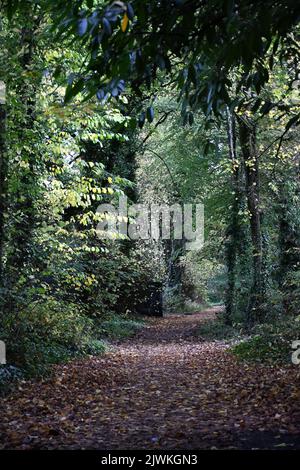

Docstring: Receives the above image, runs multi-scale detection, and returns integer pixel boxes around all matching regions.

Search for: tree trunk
[277,177,300,314]
[4,18,41,314]
[224,108,241,324]
[6,25,37,280]
[0,98,7,288]
[238,116,266,323]
[166,238,185,293]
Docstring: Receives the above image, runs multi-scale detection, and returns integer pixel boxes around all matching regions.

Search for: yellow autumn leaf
[121,13,129,32]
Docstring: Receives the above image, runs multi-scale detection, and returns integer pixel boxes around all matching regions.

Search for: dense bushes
[232,317,300,364]
[0,298,102,376]
[0,365,23,396]
[197,314,243,341]
[0,294,145,381]
[99,315,144,340]
[197,313,300,366]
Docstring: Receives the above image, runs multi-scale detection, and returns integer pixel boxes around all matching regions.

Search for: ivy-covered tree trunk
[6,25,37,279]
[238,116,266,324]
[277,177,300,314]
[166,237,185,295]
[4,17,42,315]
[0,92,7,288]
[224,109,241,325]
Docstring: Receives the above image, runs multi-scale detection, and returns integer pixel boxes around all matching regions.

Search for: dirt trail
[0,308,299,449]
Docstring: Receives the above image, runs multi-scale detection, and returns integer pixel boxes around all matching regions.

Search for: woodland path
[0,308,299,450]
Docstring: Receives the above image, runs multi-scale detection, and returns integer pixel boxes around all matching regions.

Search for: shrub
[82,339,108,355]
[0,298,96,376]
[0,365,23,396]
[283,270,300,315]
[198,315,243,341]
[232,316,300,364]
[99,315,144,339]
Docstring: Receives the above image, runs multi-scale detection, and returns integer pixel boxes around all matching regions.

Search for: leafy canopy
[20,0,299,123]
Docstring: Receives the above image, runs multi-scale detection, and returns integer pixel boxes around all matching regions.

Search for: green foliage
[197,315,243,341]
[82,339,108,355]
[283,270,300,314]
[99,315,144,340]
[232,317,300,364]
[0,8,154,383]
[1,0,300,387]
[0,365,23,396]
[177,299,209,315]
[0,298,97,376]
[49,0,300,126]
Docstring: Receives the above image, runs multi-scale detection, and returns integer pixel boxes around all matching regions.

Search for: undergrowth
[198,314,300,365]
[232,317,300,364]
[99,315,144,339]
[0,298,144,390]
[197,314,244,341]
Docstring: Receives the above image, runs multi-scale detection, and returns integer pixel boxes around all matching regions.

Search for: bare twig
[142,110,173,145]
[146,148,180,196]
